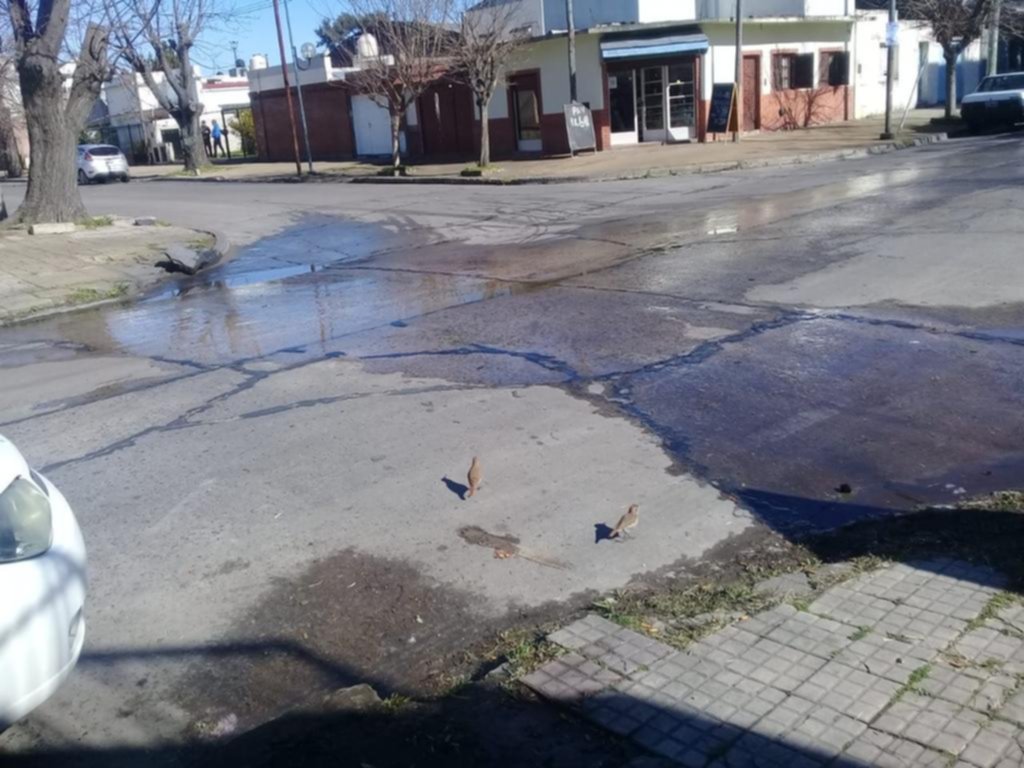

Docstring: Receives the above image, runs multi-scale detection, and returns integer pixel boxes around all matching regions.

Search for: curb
[0,226,233,328]
[138,131,952,187]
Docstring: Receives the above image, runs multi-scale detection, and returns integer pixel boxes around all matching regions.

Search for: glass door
[639,66,666,142]
[608,69,637,145]
[666,62,696,141]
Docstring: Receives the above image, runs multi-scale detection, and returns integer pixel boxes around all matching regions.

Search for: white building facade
[102,68,252,162]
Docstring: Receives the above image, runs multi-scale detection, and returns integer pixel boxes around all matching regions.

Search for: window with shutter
[794,53,815,89]
[828,51,850,86]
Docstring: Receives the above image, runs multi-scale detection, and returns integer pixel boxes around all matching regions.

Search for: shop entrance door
[637,63,696,143]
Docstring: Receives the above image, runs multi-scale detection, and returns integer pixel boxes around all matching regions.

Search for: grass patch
[891,664,932,703]
[188,235,215,250]
[593,581,777,649]
[849,626,872,642]
[381,694,412,713]
[66,282,129,305]
[960,491,1024,512]
[76,215,114,229]
[790,597,812,612]
[966,592,1020,633]
[473,629,561,688]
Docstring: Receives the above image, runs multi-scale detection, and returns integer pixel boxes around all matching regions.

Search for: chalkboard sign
[707,83,735,134]
[564,102,596,154]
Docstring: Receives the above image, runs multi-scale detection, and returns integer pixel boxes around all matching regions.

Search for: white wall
[702,20,852,99]
[852,14,930,117]
[490,34,605,118]
[638,0,697,22]
[248,55,334,93]
[698,0,848,20]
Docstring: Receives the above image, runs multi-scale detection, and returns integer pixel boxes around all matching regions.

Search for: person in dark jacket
[201,121,212,156]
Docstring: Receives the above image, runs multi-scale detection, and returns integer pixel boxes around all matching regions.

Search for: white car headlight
[0,476,53,562]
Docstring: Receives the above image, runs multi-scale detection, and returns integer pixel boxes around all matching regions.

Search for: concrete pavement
[0,132,1022,763]
[0,220,213,323]
[523,560,1022,767]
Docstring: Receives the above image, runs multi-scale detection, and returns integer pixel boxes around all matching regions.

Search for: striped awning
[600,33,709,60]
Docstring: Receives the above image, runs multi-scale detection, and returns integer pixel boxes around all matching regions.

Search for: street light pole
[987,0,1002,76]
[733,0,743,142]
[283,0,315,173]
[881,0,897,139]
[566,0,578,102]
[271,0,302,176]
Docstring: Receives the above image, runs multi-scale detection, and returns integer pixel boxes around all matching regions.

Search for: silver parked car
[76,144,130,184]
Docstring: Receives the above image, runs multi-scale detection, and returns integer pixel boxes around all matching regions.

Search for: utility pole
[230,40,239,66]
[881,0,897,139]
[566,0,578,102]
[987,0,1002,76]
[272,0,303,176]
[733,0,743,142]
[283,0,315,173]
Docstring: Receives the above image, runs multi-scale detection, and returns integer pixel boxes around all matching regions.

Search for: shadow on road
[4,497,1023,767]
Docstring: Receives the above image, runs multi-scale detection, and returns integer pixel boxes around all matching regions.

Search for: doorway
[609,60,697,144]
[508,73,542,153]
[742,54,761,131]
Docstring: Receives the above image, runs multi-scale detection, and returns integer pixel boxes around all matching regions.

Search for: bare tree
[451,0,527,167]
[0,48,24,177]
[903,0,1022,117]
[331,0,454,172]
[111,0,221,173]
[3,0,110,222]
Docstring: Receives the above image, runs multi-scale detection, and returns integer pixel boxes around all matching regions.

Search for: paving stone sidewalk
[521,559,1024,767]
[0,219,209,323]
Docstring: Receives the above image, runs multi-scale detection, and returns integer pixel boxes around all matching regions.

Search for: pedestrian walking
[201,121,212,157]
[211,120,225,158]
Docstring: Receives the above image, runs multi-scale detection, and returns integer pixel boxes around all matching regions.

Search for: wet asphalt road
[1,134,1023,756]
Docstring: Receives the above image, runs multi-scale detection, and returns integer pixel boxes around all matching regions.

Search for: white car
[77,144,130,184]
[961,72,1024,132]
[0,435,86,728]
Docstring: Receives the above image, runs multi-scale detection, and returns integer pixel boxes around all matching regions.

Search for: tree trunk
[944,54,957,119]
[477,95,491,167]
[390,109,402,171]
[179,108,207,173]
[15,53,87,223]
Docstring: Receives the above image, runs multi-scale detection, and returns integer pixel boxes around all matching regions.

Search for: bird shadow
[442,476,469,501]
[594,523,615,544]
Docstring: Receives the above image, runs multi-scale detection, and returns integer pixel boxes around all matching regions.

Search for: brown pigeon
[610,504,639,539]
[466,456,482,498]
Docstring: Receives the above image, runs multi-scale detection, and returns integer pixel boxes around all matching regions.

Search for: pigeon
[466,456,482,498]
[610,504,639,539]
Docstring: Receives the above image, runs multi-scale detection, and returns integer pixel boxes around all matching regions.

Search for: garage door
[351,95,406,157]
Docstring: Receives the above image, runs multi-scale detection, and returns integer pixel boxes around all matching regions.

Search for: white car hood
[962,88,1023,104]
[0,434,30,491]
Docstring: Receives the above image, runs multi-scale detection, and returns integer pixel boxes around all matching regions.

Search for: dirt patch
[173,548,492,735]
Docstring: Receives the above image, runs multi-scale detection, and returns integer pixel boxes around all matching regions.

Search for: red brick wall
[759,85,850,131]
[252,84,355,161]
[486,117,515,158]
[540,113,570,155]
[699,85,851,141]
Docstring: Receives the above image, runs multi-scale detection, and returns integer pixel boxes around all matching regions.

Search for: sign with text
[707,83,736,134]
[564,101,596,153]
[886,21,899,47]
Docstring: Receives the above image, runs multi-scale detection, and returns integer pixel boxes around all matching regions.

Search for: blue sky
[201,0,331,74]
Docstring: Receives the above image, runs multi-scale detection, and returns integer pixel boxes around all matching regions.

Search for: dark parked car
[961,72,1024,132]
